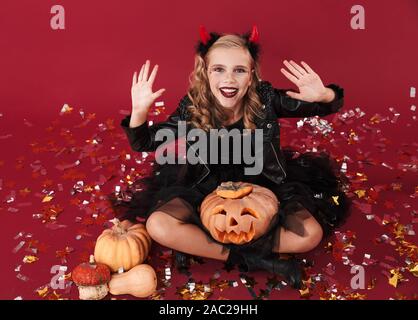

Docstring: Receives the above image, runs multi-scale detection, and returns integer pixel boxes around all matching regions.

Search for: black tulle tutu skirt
[109,147,351,256]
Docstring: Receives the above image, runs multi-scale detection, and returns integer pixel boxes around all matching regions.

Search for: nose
[226,70,234,79]
[223,70,237,83]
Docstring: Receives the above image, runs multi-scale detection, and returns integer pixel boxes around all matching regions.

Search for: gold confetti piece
[83,185,94,193]
[369,114,382,124]
[354,190,366,198]
[176,282,213,300]
[408,263,418,277]
[347,129,359,145]
[48,290,63,300]
[393,223,406,239]
[299,287,311,298]
[388,275,398,288]
[37,286,49,297]
[325,242,333,250]
[150,292,162,300]
[332,196,340,205]
[388,269,403,288]
[355,172,368,181]
[367,277,377,290]
[23,255,38,264]
[346,292,367,300]
[42,195,54,203]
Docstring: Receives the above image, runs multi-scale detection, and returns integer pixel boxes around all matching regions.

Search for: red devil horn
[199,25,211,45]
[249,25,259,43]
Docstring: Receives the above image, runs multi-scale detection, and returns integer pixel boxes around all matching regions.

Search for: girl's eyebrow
[211,64,249,69]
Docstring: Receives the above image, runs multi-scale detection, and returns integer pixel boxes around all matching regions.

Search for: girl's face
[207,47,253,113]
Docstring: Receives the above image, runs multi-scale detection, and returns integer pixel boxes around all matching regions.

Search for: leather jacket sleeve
[272,84,344,118]
[120,106,185,152]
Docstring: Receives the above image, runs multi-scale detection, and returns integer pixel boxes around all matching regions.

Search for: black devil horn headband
[196,25,260,61]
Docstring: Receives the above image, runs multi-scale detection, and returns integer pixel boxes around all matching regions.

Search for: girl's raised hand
[131,60,166,115]
[280,60,328,102]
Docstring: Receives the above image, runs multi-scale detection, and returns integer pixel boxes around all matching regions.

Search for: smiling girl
[111,27,350,288]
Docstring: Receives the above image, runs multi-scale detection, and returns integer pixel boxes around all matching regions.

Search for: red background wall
[1,0,417,123]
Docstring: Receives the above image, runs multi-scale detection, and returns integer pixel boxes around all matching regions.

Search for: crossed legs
[144,197,323,261]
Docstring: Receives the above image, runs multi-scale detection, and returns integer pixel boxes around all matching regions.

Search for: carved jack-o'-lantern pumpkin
[200,181,279,245]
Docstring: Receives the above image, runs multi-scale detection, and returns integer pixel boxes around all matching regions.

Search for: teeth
[220,88,237,93]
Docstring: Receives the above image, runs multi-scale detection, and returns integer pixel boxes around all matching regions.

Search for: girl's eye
[212,68,247,73]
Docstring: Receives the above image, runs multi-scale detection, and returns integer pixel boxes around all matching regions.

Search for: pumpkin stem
[216,182,253,199]
[109,218,127,235]
[110,218,121,226]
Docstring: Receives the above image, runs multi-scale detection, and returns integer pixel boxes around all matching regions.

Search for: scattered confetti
[2,97,416,300]
[23,255,39,264]
[60,103,73,114]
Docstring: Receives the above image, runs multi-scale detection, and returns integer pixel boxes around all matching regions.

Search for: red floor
[1,100,417,300]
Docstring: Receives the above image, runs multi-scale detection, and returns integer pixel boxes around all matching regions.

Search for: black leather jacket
[121,80,344,188]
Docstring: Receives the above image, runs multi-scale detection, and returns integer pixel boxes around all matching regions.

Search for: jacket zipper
[270,141,287,180]
[186,140,211,188]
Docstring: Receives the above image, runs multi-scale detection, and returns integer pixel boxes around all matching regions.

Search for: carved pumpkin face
[200,181,279,245]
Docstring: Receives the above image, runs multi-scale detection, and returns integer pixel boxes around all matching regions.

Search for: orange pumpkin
[200,181,279,245]
[94,219,152,272]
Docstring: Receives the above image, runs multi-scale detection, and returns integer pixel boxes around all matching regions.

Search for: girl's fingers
[148,65,159,85]
[132,71,137,87]
[286,91,302,100]
[283,60,301,79]
[280,68,299,85]
[138,64,145,82]
[289,60,307,76]
[143,60,150,82]
[301,61,315,74]
[152,88,166,100]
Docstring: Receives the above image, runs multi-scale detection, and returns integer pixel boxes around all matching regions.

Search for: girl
[111,27,350,289]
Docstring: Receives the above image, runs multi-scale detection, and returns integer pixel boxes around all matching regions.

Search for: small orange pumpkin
[200,181,279,245]
[94,219,152,272]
